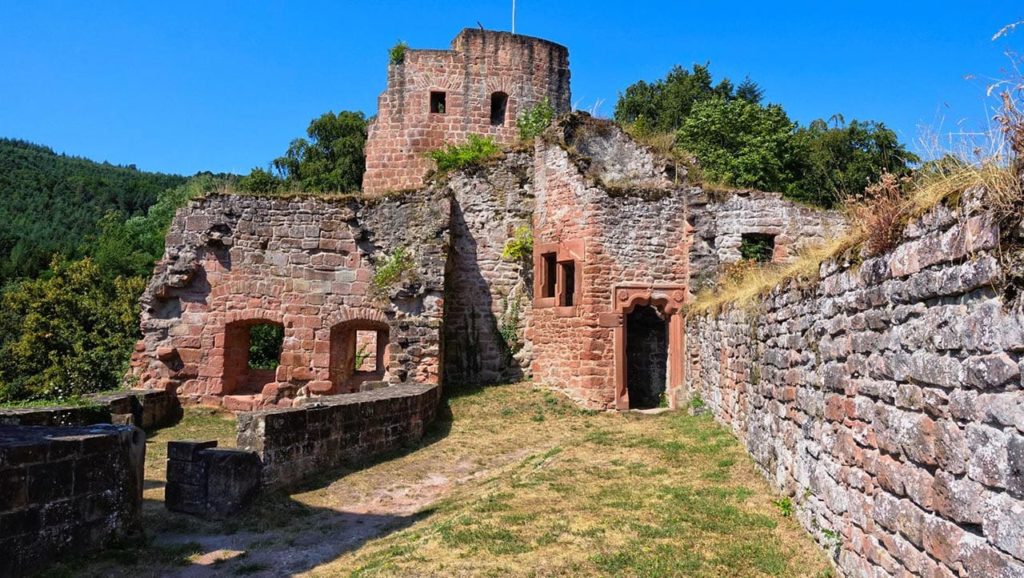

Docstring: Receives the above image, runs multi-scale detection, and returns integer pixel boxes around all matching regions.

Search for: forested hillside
[0,139,186,282]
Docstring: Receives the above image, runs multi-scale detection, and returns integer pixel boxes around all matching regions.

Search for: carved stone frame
[599,284,687,410]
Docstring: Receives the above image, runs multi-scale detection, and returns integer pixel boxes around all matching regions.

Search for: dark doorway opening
[626,305,668,409]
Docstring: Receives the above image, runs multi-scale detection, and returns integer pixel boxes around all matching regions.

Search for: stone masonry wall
[686,196,1024,576]
[236,383,440,489]
[363,29,571,194]
[530,115,692,409]
[0,424,145,577]
[688,189,847,288]
[444,151,535,386]
[130,192,448,409]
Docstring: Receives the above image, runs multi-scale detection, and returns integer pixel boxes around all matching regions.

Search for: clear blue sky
[1,1,1020,175]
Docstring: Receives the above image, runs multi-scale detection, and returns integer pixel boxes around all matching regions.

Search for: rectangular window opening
[430,91,447,114]
[542,252,557,298]
[740,233,776,263]
[559,261,576,306]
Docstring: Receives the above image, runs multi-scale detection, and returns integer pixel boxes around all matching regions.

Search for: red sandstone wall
[528,117,692,409]
[363,29,571,194]
[130,193,448,410]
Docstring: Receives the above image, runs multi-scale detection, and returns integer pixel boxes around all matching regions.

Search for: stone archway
[611,285,686,410]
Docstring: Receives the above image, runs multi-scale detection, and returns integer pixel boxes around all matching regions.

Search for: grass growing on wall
[690,162,1021,313]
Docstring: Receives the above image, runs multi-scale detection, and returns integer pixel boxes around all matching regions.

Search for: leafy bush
[237,167,283,195]
[427,135,501,174]
[516,98,555,141]
[739,234,775,263]
[501,225,533,262]
[389,41,408,65]
[372,246,415,295]
[0,257,145,403]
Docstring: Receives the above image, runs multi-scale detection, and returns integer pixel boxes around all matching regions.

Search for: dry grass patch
[305,386,832,577]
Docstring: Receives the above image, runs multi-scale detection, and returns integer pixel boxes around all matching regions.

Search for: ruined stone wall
[529,116,691,409]
[444,151,535,386]
[130,193,448,409]
[0,424,145,577]
[363,29,571,194]
[688,189,847,288]
[236,383,440,489]
[0,390,180,429]
[686,197,1024,576]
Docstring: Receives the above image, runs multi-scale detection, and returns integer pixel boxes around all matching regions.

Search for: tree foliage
[271,111,368,193]
[0,257,145,402]
[614,64,762,133]
[788,117,920,207]
[615,65,918,205]
[0,175,222,404]
[0,139,186,283]
[676,97,799,192]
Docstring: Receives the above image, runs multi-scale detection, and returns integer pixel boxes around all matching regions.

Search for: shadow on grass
[42,401,457,577]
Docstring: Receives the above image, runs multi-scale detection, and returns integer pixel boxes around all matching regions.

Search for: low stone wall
[0,423,145,577]
[0,389,181,429]
[237,383,441,489]
[685,200,1024,576]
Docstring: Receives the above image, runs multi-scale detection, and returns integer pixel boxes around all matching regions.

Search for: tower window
[490,92,509,126]
[430,91,446,114]
[558,261,576,306]
[542,252,557,298]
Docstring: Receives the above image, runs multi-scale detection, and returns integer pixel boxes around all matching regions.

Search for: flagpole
[512,0,516,34]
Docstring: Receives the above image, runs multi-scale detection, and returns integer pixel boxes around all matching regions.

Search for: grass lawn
[47,384,832,578]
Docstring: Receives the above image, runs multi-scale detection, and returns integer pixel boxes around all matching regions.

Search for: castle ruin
[117,29,1024,577]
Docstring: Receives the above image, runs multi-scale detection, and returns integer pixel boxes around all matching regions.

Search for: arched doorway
[625,305,668,409]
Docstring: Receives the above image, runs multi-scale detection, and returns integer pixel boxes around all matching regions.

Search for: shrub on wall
[516,98,555,141]
[372,246,415,296]
[389,41,408,65]
[501,225,533,262]
[427,135,501,174]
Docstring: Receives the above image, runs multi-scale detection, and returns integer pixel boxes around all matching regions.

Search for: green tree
[675,97,799,192]
[272,111,368,193]
[237,167,283,195]
[614,64,761,133]
[789,117,919,207]
[0,138,186,283]
[0,257,145,402]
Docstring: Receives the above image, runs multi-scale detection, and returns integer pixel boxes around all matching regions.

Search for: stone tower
[362,29,571,194]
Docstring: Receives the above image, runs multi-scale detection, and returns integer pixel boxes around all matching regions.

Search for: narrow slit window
[542,252,557,298]
[430,91,446,114]
[559,261,576,306]
[490,92,509,126]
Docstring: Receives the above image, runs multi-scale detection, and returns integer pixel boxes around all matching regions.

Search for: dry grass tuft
[691,161,1021,313]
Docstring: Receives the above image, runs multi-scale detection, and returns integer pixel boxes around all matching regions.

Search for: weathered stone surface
[0,424,144,577]
[685,197,1024,576]
[238,383,441,489]
[130,193,448,406]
